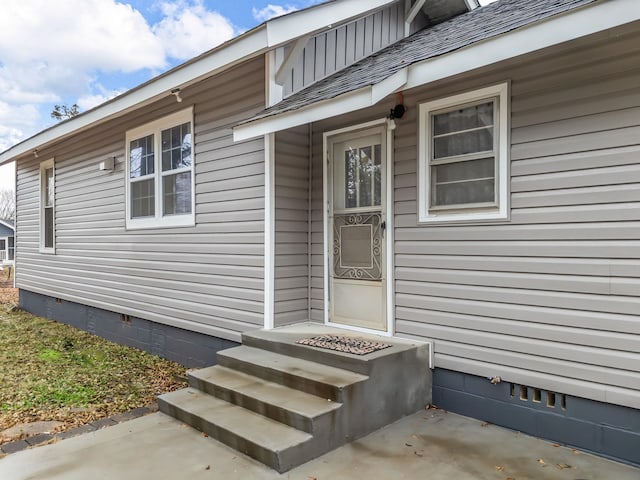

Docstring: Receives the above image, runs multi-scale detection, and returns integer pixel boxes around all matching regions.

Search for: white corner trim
[404,0,640,91]
[264,133,276,330]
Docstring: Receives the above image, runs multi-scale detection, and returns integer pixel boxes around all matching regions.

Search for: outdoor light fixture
[33,149,39,158]
[171,88,183,103]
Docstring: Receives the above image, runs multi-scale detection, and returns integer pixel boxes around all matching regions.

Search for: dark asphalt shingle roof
[249,0,597,122]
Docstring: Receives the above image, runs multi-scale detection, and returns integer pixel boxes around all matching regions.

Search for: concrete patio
[0,408,637,479]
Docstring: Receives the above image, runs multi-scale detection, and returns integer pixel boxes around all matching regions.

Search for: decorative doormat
[296,335,391,355]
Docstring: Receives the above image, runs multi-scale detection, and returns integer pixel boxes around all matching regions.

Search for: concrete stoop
[158,323,432,473]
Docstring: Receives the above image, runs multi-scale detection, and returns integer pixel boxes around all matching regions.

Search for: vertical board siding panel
[14,57,267,344]
[381,7,391,45]
[325,29,337,75]
[315,34,327,81]
[389,3,398,42]
[335,26,347,70]
[345,22,357,65]
[355,19,366,59]
[274,126,310,327]
[373,11,383,51]
[303,39,316,86]
[388,31,640,408]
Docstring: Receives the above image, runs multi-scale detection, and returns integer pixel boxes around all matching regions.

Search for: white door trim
[322,117,395,337]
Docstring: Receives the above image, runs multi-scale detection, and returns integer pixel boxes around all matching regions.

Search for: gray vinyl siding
[274,126,310,326]
[279,2,405,97]
[15,57,266,344]
[309,24,640,409]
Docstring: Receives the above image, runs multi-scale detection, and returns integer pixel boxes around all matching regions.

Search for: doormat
[296,335,391,355]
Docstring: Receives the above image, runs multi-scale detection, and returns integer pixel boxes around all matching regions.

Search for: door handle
[380,221,386,236]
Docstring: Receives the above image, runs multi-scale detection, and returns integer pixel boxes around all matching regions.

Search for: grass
[0,268,187,441]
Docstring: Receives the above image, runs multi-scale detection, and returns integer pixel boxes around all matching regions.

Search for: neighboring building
[0,218,15,265]
[0,0,638,466]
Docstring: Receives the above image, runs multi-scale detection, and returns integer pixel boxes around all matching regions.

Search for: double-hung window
[39,159,55,252]
[126,107,195,229]
[418,83,509,223]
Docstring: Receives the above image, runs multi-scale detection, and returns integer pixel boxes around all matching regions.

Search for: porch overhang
[233,0,640,142]
[234,68,408,142]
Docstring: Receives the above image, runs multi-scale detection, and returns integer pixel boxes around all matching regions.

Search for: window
[40,159,55,252]
[126,107,195,229]
[418,83,509,223]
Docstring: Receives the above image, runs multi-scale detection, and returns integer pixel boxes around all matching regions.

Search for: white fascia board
[234,69,407,141]
[266,0,398,46]
[371,68,407,104]
[0,26,269,165]
[404,0,640,91]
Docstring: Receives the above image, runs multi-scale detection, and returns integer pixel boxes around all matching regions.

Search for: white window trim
[418,82,510,224]
[39,158,55,253]
[125,107,195,230]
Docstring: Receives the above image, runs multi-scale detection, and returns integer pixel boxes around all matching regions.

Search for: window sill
[39,247,56,254]
[418,209,509,225]
[125,214,195,231]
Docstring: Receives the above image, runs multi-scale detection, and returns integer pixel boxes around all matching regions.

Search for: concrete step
[241,323,425,375]
[216,345,368,402]
[189,365,342,433]
[158,388,313,473]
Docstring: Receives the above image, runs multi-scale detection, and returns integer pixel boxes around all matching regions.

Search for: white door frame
[322,117,396,337]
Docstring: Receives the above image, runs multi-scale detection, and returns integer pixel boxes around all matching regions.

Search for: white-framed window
[39,158,55,253]
[125,107,195,229]
[418,82,509,223]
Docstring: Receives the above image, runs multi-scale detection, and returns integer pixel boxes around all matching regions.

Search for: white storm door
[329,130,387,331]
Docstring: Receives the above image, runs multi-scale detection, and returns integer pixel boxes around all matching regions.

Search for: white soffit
[0,0,399,165]
[233,0,640,140]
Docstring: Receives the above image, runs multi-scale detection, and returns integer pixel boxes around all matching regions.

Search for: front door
[328,127,387,331]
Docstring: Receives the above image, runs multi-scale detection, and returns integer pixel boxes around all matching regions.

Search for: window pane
[433,178,495,206]
[163,172,192,215]
[432,158,495,207]
[344,148,357,208]
[374,144,381,206]
[162,122,192,172]
[358,146,373,207]
[44,206,54,248]
[434,157,494,183]
[131,179,155,218]
[130,134,154,178]
[433,101,493,135]
[8,237,14,261]
[45,168,54,207]
[433,127,493,159]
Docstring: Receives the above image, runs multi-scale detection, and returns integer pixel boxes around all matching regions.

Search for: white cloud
[0,0,238,154]
[0,1,166,74]
[252,4,299,22]
[154,0,236,60]
[77,87,127,112]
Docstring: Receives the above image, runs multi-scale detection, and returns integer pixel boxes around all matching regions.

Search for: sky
[0,0,497,192]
